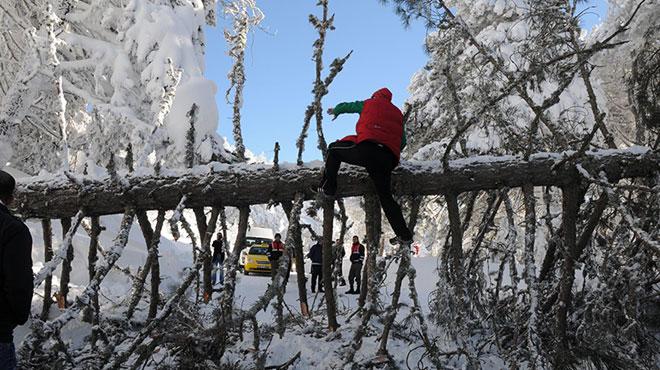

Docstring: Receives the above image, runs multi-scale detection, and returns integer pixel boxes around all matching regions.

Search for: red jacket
[339,88,404,162]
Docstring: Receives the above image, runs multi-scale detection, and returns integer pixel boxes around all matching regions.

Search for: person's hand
[327,107,337,121]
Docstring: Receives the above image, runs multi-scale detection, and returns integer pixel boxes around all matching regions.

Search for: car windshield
[249,246,269,255]
[246,237,271,246]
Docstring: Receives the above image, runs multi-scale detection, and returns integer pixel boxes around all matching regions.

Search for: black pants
[348,262,362,290]
[310,264,323,292]
[322,141,413,241]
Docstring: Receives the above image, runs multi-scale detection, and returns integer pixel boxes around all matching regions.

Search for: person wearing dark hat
[320,88,413,245]
[211,233,225,286]
[306,239,324,293]
[0,170,33,370]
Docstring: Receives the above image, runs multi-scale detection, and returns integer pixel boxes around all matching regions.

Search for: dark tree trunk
[59,217,73,308]
[282,201,309,316]
[194,207,220,302]
[15,149,657,219]
[40,219,53,321]
[322,199,339,330]
[445,192,465,285]
[148,212,165,320]
[556,185,581,361]
[83,217,101,323]
[359,196,381,309]
[221,206,250,322]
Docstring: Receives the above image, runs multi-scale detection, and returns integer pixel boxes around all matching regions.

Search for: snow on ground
[14,212,195,345]
[15,211,447,368]
[226,256,442,368]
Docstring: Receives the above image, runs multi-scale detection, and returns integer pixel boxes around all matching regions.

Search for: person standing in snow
[321,88,413,245]
[333,238,346,287]
[306,239,324,293]
[347,236,365,294]
[267,233,285,279]
[211,234,225,286]
[0,170,33,370]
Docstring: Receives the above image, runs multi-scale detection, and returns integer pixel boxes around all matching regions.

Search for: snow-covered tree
[1,0,231,174]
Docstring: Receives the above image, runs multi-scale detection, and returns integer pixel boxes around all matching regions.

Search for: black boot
[347,285,355,294]
[390,236,413,245]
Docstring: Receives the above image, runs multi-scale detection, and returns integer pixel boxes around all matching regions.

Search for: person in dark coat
[347,236,365,294]
[333,238,346,286]
[0,170,33,370]
[268,233,285,279]
[211,234,225,285]
[306,240,324,293]
[320,88,413,245]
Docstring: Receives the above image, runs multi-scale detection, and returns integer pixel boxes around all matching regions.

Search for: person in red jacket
[267,233,285,279]
[320,88,413,244]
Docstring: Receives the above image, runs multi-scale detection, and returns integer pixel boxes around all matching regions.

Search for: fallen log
[13,147,659,219]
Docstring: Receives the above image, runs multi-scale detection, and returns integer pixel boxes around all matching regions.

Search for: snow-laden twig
[168,195,188,241]
[20,209,135,361]
[137,59,182,167]
[33,210,84,288]
[44,210,134,333]
[105,233,208,369]
[578,168,660,256]
[223,0,264,162]
[126,210,166,320]
[406,266,444,369]
[295,0,352,164]
[377,244,411,355]
[44,5,70,170]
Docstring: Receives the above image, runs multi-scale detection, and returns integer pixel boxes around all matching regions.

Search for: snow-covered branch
[14,148,659,219]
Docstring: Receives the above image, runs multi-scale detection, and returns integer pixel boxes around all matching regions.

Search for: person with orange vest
[320,88,413,245]
[268,233,285,279]
[347,236,365,295]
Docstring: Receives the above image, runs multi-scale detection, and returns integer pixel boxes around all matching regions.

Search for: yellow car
[242,244,273,275]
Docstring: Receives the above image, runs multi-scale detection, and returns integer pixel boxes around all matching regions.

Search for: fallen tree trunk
[14,148,659,219]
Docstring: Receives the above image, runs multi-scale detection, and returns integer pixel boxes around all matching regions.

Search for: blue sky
[204,1,607,163]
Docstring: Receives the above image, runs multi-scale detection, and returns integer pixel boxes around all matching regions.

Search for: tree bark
[194,207,220,301]
[83,216,101,323]
[221,206,250,322]
[378,196,423,355]
[59,217,73,308]
[322,198,339,330]
[148,212,165,320]
[282,201,309,316]
[358,195,381,309]
[445,192,464,285]
[40,219,53,321]
[556,185,581,361]
[14,149,657,219]
[126,210,165,320]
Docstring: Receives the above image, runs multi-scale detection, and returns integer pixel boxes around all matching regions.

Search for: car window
[246,237,272,246]
[249,246,269,255]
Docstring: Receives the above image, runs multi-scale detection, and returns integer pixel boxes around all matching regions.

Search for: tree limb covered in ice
[14,148,659,219]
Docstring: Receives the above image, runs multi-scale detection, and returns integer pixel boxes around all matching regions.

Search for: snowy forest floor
[15,212,472,369]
